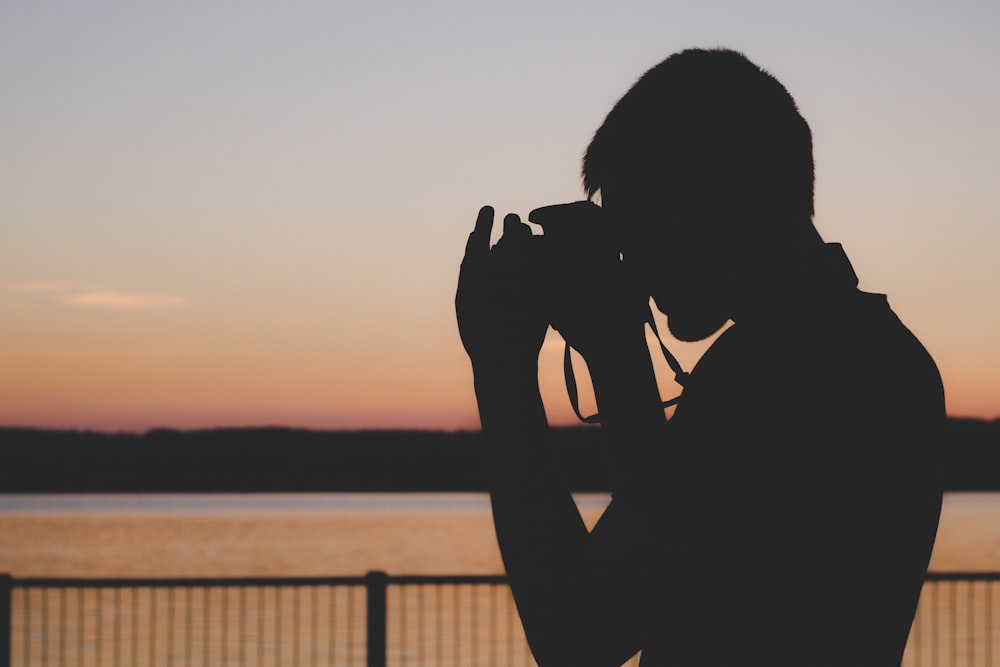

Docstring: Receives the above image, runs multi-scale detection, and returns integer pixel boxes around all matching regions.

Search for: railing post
[0,574,11,667]
[366,571,387,667]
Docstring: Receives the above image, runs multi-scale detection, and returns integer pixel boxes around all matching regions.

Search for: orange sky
[1,2,998,431]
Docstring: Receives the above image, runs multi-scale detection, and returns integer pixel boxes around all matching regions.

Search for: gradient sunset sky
[2,1,998,432]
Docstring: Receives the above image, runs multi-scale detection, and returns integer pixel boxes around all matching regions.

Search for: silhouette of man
[456,48,943,666]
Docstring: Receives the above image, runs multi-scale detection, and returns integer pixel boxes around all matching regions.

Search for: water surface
[1,492,996,577]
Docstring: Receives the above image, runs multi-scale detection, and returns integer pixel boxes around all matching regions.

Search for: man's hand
[457,206,666,667]
[456,206,549,373]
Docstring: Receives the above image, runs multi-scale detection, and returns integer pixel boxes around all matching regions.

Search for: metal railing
[1,572,997,667]
[908,573,999,667]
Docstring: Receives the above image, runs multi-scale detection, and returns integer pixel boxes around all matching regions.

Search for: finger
[464,205,495,258]
[499,213,532,244]
[502,212,524,235]
[475,205,494,236]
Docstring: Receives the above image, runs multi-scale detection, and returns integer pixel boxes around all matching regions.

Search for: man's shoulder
[677,288,943,425]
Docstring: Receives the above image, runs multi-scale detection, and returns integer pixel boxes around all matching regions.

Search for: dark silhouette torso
[622,244,944,666]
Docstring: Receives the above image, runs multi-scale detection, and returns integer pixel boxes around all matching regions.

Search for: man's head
[583,48,816,341]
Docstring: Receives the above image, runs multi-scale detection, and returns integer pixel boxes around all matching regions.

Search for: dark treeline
[0,426,607,493]
[1,418,998,492]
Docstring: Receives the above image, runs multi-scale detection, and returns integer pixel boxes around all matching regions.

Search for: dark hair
[583,48,814,225]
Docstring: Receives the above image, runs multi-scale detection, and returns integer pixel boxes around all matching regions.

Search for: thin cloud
[4,281,191,311]
[62,291,190,310]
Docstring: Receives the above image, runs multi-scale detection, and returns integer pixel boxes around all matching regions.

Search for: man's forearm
[473,360,591,661]
[474,361,585,542]
[587,330,668,431]
[473,346,666,665]
[473,359,588,566]
[584,326,670,494]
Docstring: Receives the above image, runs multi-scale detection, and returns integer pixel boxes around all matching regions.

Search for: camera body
[528,200,647,330]
[528,200,618,266]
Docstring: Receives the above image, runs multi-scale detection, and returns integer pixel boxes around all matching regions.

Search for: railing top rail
[11,575,370,589]
[924,571,1000,581]
[5,571,1000,589]
[388,574,509,585]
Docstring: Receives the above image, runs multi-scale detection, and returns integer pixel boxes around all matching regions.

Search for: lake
[1,492,998,577]
[1,493,998,667]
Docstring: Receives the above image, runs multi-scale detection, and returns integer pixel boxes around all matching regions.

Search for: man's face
[602,183,733,342]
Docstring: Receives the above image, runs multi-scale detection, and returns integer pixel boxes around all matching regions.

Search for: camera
[528,200,619,268]
[525,200,644,330]
[526,200,687,422]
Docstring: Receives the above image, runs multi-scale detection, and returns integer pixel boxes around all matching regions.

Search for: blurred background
[2,0,998,432]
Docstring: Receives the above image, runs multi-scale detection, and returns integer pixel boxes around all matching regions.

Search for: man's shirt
[624,244,944,666]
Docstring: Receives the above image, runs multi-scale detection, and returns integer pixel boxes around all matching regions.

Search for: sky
[1,0,998,432]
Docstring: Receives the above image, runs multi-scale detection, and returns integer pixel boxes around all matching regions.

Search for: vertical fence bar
[348,585,355,664]
[258,587,266,667]
[0,574,11,667]
[986,582,992,667]
[366,571,388,667]
[292,586,299,667]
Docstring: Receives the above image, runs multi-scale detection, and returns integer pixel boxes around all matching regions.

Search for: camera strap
[563,308,689,425]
